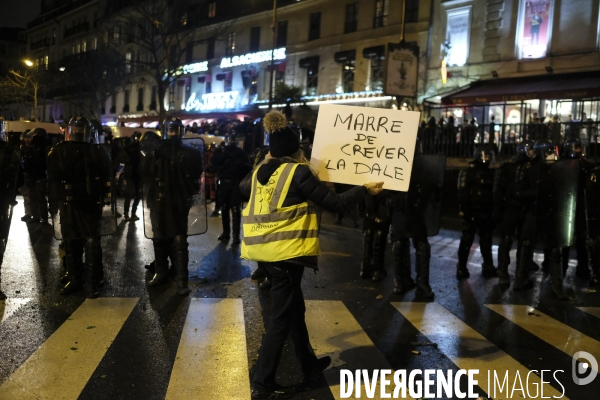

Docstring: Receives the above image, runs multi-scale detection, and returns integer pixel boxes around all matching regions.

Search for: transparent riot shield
[47,143,117,240]
[409,154,446,237]
[141,138,206,239]
[534,159,579,249]
[0,145,21,255]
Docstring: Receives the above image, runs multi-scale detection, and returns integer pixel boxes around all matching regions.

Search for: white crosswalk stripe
[0,297,138,400]
[487,304,600,373]
[165,298,250,400]
[392,302,568,399]
[0,298,31,324]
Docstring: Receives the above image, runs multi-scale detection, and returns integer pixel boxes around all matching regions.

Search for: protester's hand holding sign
[310,104,421,192]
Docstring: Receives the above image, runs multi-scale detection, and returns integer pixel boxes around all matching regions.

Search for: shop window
[123,90,130,113]
[373,0,389,28]
[226,32,235,56]
[137,88,144,111]
[445,6,471,67]
[150,86,157,110]
[224,77,232,92]
[345,3,358,34]
[308,12,321,41]
[113,25,121,47]
[370,57,384,91]
[206,81,212,94]
[342,61,355,93]
[250,27,260,52]
[110,93,117,114]
[277,21,288,47]
[516,0,554,59]
[307,65,319,96]
[125,49,133,73]
[249,75,258,100]
[275,69,285,85]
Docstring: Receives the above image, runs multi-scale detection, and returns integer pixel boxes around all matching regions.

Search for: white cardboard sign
[310,104,420,192]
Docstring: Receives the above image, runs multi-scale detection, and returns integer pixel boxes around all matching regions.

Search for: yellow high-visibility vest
[241,162,320,262]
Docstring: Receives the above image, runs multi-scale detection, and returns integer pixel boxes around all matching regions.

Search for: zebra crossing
[1,297,598,399]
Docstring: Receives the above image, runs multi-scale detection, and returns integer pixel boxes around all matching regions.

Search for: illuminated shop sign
[172,61,209,77]
[184,91,238,112]
[220,48,286,68]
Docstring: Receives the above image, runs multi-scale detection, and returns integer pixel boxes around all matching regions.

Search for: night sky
[0,0,41,29]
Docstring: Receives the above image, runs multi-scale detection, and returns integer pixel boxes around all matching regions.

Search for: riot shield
[47,143,117,240]
[408,154,446,237]
[141,138,206,239]
[0,145,21,256]
[585,168,600,236]
[534,159,579,249]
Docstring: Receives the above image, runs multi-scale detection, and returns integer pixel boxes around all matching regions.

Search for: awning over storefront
[441,71,600,105]
[334,50,355,63]
[362,45,385,59]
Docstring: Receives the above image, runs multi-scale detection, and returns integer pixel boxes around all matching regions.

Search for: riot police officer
[585,164,600,285]
[23,127,49,224]
[141,118,204,296]
[561,139,594,279]
[210,132,251,244]
[0,119,22,300]
[457,144,497,279]
[514,139,578,299]
[494,140,535,285]
[390,145,445,298]
[122,131,142,221]
[47,117,116,298]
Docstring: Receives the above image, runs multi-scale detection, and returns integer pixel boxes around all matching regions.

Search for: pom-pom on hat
[263,110,300,157]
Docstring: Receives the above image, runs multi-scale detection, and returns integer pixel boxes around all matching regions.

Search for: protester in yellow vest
[241,110,383,399]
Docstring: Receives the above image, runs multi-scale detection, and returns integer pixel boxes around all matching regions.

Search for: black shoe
[0,289,6,301]
[251,269,266,280]
[372,269,387,282]
[210,210,221,217]
[359,263,372,279]
[177,286,191,296]
[218,233,230,242]
[456,266,470,279]
[145,261,155,272]
[60,281,83,295]
[21,214,32,221]
[251,387,294,399]
[393,279,416,294]
[259,278,272,290]
[481,264,498,278]
[497,270,511,285]
[232,236,241,245]
[305,356,332,381]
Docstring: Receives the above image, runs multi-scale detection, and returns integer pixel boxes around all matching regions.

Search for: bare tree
[104,0,234,122]
[55,47,129,120]
[0,69,42,120]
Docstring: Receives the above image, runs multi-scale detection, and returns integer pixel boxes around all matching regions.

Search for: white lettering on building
[184,91,239,112]
[220,48,286,69]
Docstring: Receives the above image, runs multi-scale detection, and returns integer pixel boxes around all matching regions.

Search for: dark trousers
[29,178,47,221]
[253,262,318,390]
[124,183,141,216]
[458,216,495,267]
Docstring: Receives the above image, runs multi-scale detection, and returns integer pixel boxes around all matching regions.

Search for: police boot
[371,229,388,282]
[513,241,533,290]
[480,233,497,278]
[172,235,190,296]
[415,241,434,298]
[148,242,169,287]
[393,239,415,294]
[550,248,568,300]
[84,238,100,299]
[497,236,512,285]
[456,233,473,279]
[218,207,231,242]
[60,254,84,295]
[360,228,374,279]
[231,206,242,245]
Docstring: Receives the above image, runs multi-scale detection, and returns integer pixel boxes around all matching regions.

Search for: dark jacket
[211,145,251,181]
[458,161,495,218]
[23,135,48,181]
[240,159,367,268]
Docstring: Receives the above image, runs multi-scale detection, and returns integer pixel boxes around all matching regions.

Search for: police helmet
[473,144,495,164]
[67,117,95,143]
[516,140,535,158]
[225,131,238,146]
[31,127,48,138]
[162,117,184,139]
[20,129,32,142]
[88,119,103,143]
[140,130,160,142]
[534,139,557,161]
[132,131,142,142]
[562,139,586,159]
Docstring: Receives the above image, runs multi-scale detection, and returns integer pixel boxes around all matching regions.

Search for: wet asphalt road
[1,196,600,400]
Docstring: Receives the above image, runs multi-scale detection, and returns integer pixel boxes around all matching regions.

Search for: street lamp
[24,59,34,67]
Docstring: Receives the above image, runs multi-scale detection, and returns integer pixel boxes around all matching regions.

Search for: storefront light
[184,91,239,112]
[220,48,286,69]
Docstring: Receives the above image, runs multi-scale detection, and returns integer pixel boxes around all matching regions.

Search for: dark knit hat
[263,110,300,157]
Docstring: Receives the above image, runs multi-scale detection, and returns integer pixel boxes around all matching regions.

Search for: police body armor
[141,138,206,239]
[47,142,117,240]
[390,154,446,239]
[458,162,495,219]
[533,159,579,249]
[0,142,21,257]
